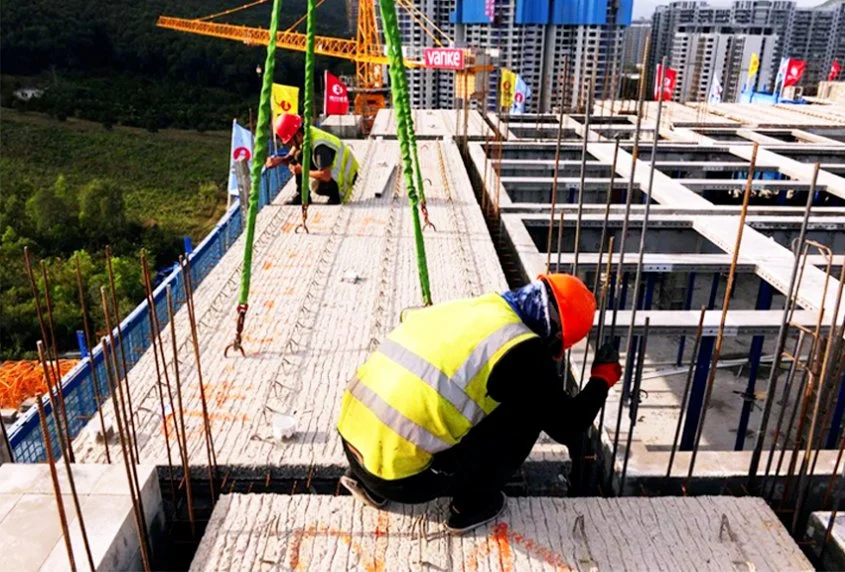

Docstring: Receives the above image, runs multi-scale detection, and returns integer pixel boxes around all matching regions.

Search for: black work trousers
[343,401,542,510]
[291,173,341,205]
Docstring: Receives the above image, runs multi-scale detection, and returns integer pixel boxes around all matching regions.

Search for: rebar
[166,285,196,537]
[34,364,77,572]
[100,337,152,571]
[775,242,834,508]
[140,252,178,507]
[100,285,137,467]
[611,55,667,475]
[37,341,95,571]
[181,256,219,499]
[747,163,820,490]
[595,236,616,438]
[545,58,569,273]
[791,262,845,533]
[608,36,650,345]
[23,247,62,391]
[577,234,607,392]
[619,317,650,495]
[579,139,621,385]
[74,255,111,463]
[105,246,141,463]
[39,260,75,463]
[571,74,595,277]
[664,306,708,490]
[684,143,759,488]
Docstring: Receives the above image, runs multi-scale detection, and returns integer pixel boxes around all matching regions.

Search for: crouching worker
[265,113,359,205]
[337,273,622,533]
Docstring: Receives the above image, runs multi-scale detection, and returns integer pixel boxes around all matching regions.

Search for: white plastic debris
[341,270,361,284]
[273,414,297,440]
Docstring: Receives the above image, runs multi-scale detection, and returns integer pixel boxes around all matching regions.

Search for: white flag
[708,72,723,104]
[227,120,253,196]
[511,74,531,114]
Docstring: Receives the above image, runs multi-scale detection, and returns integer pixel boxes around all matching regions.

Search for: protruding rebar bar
[100,286,137,465]
[665,306,707,491]
[545,59,569,274]
[39,260,75,463]
[34,365,77,572]
[74,255,111,463]
[24,247,60,386]
[619,317,650,495]
[685,143,759,487]
[105,246,141,463]
[166,285,196,537]
[747,163,820,490]
[611,55,667,475]
[100,337,151,571]
[140,251,178,507]
[37,341,95,571]
[608,36,651,345]
[571,74,595,277]
[180,256,219,500]
[791,261,845,533]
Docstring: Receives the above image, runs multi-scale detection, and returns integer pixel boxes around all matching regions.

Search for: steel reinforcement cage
[8,167,291,463]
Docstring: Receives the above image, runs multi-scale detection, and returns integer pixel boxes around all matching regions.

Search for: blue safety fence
[8,166,291,462]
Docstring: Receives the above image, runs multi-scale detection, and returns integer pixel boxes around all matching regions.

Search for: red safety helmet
[274,113,303,144]
[538,273,596,358]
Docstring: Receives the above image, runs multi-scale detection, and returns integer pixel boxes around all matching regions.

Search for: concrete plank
[191,494,811,571]
[71,139,543,475]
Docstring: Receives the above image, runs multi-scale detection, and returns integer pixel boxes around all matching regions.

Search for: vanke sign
[423,48,465,70]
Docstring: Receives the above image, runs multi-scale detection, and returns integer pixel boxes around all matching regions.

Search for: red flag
[783,59,806,87]
[324,71,349,115]
[830,59,842,82]
[654,64,677,101]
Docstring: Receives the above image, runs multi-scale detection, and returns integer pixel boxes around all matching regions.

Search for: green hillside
[0,111,230,359]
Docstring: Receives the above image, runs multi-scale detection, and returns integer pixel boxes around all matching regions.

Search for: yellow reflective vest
[309,126,359,203]
[337,293,537,480]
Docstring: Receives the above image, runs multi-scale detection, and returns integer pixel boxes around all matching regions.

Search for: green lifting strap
[378,0,432,305]
[227,0,282,357]
[300,0,316,210]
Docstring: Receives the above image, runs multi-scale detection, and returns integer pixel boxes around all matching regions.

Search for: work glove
[591,343,622,388]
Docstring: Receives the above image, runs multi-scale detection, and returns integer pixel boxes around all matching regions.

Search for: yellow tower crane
[156,0,454,133]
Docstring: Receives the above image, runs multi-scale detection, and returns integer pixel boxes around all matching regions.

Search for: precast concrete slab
[191,493,811,571]
[71,139,570,483]
[806,511,845,571]
[0,463,162,571]
[371,108,497,140]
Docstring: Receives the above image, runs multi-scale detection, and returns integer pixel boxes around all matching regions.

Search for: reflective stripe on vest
[337,293,537,480]
[309,127,359,202]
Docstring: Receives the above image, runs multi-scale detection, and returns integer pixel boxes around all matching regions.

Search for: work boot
[340,469,387,509]
[446,491,506,534]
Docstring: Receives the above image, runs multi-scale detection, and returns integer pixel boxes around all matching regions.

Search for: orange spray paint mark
[492,523,515,572]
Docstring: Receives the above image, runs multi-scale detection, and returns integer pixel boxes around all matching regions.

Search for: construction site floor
[190,493,812,571]
[71,139,568,482]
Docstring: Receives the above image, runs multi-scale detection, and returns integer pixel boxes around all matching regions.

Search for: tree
[78,179,126,246]
[25,174,79,251]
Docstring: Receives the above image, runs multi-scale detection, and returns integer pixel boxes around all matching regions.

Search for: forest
[0,0,351,358]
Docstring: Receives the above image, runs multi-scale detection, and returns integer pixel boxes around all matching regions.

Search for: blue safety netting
[8,166,291,463]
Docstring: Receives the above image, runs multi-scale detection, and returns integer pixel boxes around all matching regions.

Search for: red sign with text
[423,48,465,70]
[324,72,349,115]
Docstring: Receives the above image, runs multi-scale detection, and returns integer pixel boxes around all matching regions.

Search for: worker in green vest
[265,113,359,205]
[337,274,622,534]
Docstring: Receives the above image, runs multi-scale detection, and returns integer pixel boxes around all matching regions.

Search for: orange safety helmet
[274,113,303,144]
[538,273,596,358]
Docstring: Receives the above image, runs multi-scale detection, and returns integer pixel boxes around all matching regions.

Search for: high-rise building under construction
[649,0,845,101]
[394,0,634,113]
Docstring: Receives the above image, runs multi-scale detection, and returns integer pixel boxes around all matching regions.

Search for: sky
[633,0,826,18]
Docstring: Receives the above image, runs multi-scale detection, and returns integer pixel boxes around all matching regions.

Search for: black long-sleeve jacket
[485,337,609,444]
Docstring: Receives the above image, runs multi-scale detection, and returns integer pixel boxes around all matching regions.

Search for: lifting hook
[224,304,248,357]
